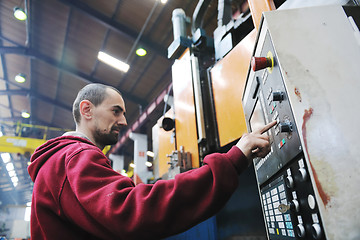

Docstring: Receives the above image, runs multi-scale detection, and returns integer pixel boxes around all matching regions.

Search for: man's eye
[113,109,120,115]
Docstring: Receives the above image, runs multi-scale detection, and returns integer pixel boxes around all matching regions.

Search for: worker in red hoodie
[28,83,276,240]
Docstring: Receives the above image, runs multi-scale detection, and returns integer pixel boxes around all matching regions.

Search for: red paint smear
[302,108,330,206]
[294,87,302,102]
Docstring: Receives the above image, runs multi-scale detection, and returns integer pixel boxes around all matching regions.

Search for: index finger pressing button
[259,121,277,134]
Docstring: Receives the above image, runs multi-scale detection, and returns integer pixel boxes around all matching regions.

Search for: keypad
[261,183,294,238]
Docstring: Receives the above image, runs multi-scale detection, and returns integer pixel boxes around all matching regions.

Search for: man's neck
[73,127,104,150]
[63,131,91,142]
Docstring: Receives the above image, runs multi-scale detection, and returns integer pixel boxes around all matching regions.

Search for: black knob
[312,223,322,239]
[279,122,292,132]
[272,91,284,101]
[290,199,300,212]
[299,168,308,182]
[297,224,306,238]
[285,175,294,188]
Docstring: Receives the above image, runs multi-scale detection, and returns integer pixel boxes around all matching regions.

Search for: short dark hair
[72,83,121,124]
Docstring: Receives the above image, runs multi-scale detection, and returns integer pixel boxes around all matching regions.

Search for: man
[28,83,276,239]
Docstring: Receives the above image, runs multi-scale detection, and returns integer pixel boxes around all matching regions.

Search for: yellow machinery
[0,135,46,155]
[151,1,279,238]
[0,122,71,154]
[152,109,176,179]
[154,0,276,178]
[0,122,114,155]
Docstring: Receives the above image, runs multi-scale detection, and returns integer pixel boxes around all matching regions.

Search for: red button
[251,56,272,71]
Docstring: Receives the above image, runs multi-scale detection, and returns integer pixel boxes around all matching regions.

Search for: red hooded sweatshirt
[28,135,248,240]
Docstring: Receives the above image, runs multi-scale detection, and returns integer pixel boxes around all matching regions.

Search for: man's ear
[79,100,93,120]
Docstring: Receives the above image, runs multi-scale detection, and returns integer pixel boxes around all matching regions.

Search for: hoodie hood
[28,136,95,182]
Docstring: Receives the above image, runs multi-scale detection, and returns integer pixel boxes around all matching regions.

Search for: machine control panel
[243,31,326,239]
[244,31,302,186]
[259,155,325,239]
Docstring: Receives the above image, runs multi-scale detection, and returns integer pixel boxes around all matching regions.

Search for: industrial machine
[243,5,360,239]
[153,0,360,239]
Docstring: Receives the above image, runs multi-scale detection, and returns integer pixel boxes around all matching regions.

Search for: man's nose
[118,115,127,126]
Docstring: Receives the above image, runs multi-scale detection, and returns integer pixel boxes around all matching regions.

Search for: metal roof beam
[0,89,71,112]
[0,55,14,119]
[0,46,148,106]
[59,0,167,57]
[0,90,29,95]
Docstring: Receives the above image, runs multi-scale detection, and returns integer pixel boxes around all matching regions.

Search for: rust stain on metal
[302,108,331,206]
[294,87,302,102]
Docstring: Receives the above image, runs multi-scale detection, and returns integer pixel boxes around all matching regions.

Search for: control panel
[242,5,360,240]
[243,30,325,240]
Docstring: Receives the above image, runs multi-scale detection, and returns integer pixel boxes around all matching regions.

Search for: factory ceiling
[0,0,223,207]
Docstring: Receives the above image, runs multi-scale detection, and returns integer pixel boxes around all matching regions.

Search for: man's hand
[236,121,277,163]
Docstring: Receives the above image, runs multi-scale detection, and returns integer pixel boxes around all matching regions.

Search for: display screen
[250,99,266,133]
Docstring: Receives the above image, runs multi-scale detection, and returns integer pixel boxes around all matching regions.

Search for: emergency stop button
[251,56,272,71]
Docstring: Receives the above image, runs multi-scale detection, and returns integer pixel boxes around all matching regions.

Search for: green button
[282,139,286,144]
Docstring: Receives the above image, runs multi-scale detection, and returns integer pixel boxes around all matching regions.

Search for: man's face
[91,88,127,147]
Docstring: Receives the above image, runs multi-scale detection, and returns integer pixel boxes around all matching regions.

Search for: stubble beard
[93,126,120,147]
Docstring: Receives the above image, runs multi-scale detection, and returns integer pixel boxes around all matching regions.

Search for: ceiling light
[13,7,27,21]
[8,170,16,177]
[160,0,168,4]
[11,176,19,183]
[6,163,14,172]
[97,51,129,73]
[136,48,147,57]
[146,151,154,158]
[1,153,11,163]
[15,73,26,83]
[21,110,30,118]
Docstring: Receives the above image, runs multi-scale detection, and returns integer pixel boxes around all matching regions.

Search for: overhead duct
[192,0,232,34]
[191,0,212,34]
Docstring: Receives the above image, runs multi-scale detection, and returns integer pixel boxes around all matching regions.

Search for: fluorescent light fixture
[129,163,136,168]
[11,176,19,183]
[14,7,27,21]
[6,163,14,171]
[146,151,154,158]
[1,153,11,163]
[145,161,152,167]
[15,73,26,83]
[136,48,147,57]
[24,205,31,221]
[8,170,16,177]
[21,110,30,118]
[97,51,129,73]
